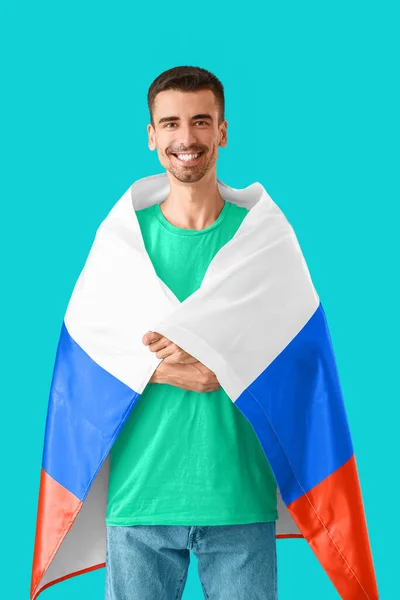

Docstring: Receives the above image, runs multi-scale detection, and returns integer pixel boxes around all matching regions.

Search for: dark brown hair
[147,66,225,128]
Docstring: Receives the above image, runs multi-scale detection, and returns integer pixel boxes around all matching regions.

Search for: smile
[171,152,204,165]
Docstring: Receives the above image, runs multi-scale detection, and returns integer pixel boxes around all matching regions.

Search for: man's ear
[219,120,228,148]
[147,123,156,151]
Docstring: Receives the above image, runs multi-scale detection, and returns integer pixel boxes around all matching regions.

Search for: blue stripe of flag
[235,303,354,505]
[42,321,140,501]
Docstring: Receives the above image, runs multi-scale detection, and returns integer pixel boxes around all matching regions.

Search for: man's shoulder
[135,205,154,216]
[227,201,249,215]
[135,204,155,224]
[224,201,250,225]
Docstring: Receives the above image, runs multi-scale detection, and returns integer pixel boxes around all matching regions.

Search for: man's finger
[142,331,164,345]
[149,337,171,352]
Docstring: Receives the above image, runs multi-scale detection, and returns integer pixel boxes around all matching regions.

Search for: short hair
[147,65,225,128]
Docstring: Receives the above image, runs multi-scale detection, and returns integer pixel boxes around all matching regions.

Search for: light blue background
[1,1,398,598]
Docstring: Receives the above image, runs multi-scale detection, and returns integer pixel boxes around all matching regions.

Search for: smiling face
[147,89,228,183]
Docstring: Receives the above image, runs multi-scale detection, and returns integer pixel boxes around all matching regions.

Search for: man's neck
[160,172,225,230]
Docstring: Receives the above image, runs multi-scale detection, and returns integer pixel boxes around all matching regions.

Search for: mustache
[169,148,206,154]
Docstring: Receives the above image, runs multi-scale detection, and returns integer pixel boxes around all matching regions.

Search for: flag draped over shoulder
[30,172,379,599]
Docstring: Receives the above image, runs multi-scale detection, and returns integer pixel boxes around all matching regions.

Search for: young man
[105,66,279,600]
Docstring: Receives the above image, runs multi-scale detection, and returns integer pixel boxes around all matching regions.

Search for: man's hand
[142,331,199,364]
[149,360,221,393]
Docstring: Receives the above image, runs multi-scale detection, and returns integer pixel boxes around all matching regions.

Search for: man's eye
[165,121,207,128]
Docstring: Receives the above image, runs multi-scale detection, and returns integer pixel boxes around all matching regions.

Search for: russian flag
[30,174,379,599]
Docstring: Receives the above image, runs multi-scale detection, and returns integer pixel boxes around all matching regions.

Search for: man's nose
[177,124,198,148]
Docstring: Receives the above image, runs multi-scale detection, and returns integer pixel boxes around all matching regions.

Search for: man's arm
[149,360,220,393]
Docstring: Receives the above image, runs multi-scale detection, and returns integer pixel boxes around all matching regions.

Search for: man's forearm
[150,361,200,389]
[149,360,220,393]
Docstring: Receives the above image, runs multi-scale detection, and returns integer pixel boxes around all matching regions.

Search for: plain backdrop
[1,1,398,598]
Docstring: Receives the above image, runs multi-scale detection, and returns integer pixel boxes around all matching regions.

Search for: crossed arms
[142,331,220,393]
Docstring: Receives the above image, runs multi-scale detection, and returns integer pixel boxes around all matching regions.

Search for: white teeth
[176,153,200,161]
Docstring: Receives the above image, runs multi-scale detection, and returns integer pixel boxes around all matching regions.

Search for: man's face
[147,89,228,183]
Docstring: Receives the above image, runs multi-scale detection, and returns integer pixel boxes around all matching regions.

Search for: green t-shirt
[105,198,278,525]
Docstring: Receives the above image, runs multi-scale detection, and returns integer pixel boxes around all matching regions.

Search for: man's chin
[168,166,207,183]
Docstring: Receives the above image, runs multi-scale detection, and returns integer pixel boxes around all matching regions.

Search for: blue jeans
[105,521,277,599]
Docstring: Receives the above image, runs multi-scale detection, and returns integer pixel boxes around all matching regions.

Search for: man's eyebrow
[158,113,214,124]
